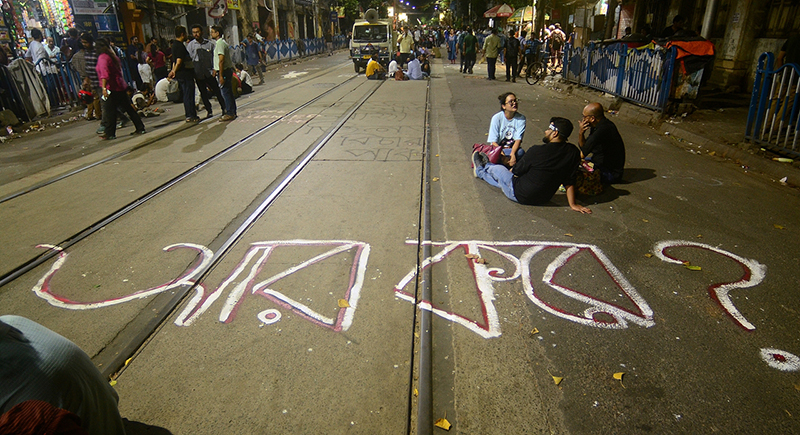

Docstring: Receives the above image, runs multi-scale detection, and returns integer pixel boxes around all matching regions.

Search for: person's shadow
[123,419,174,434]
[618,167,656,183]
[579,167,655,205]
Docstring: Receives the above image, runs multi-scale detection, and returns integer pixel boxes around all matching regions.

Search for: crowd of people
[472,92,626,213]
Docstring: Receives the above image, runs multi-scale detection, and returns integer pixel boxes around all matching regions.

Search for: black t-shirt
[511,141,580,205]
[171,40,194,79]
[506,37,520,56]
[582,117,625,174]
[125,44,139,66]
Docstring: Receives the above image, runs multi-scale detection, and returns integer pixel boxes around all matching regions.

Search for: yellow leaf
[564,233,574,237]
[696,234,703,238]
[642,219,649,222]
[774,224,785,230]
[530,328,539,335]
[432,177,440,182]
[684,265,702,271]
[124,358,132,367]
[338,299,350,308]
[109,380,117,386]
[434,418,452,430]
[613,372,624,380]
[552,376,563,386]
[435,154,440,157]
[414,388,419,397]
[474,257,486,264]
[644,253,653,258]
[465,254,479,259]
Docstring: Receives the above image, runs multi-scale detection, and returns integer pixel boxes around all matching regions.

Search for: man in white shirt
[406,54,424,80]
[25,28,49,75]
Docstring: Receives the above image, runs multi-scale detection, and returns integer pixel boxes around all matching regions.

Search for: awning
[484,3,514,18]
[507,5,533,23]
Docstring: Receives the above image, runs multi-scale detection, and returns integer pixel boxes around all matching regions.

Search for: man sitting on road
[472,117,592,214]
[406,54,424,80]
[578,102,626,183]
[365,54,386,80]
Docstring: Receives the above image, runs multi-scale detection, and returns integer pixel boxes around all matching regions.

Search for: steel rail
[0,73,360,289]
[100,79,386,379]
[0,61,352,205]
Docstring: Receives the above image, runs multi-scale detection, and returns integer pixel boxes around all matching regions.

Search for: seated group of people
[366,53,430,81]
[472,93,626,214]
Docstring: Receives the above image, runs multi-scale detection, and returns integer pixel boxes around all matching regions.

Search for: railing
[5,37,348,119]
[745,52,800,158]
[564,42,678,111]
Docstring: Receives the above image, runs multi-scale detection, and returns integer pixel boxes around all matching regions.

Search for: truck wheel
[354,63,360,73]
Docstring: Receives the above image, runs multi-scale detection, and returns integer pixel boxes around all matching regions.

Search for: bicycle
[525,50,563,85]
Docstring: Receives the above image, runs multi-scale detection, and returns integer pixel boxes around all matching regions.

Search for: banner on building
[72,0,110,15]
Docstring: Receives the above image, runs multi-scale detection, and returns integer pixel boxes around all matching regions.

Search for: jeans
[476,163,517,202]
[486,57,497,79]
[464,52,476,73]
[177,76,197,119]
[506,56,518,80]
[101,90,145,137]
[220,68,237,117]
[196,75,225,115]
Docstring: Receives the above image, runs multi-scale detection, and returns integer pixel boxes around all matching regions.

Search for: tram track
[0,68,362,289]
[0,60,353,205]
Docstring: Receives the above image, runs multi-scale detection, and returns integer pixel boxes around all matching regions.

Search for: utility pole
[604,0,617,40]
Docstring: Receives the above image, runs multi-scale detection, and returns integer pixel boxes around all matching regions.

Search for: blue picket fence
[745,52,800,158]
[563,42,678,111]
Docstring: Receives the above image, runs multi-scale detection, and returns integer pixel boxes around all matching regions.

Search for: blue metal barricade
[563,42,677,111]
[746,52,800,157]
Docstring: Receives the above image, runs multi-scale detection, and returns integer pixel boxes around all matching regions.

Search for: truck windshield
[354,25,387,42]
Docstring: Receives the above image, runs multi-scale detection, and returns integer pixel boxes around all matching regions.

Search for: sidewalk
[547,77,800,187]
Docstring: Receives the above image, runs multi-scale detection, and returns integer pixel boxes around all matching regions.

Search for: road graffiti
[759,348,800,371]
[653,240,766,331]
[393,241,655,338]
[31,240,370,332]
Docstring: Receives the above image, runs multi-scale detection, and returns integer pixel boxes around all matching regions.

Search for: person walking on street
[95,38,145,140]
[244,35,264,85]
[188,24,226,119]
[168,26,199,123]
[505,29,520,82]
[483,28,501,80]
[462,28,478,74]
[211,25,237,122]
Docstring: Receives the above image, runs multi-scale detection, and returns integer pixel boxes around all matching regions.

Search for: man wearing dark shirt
[660,15,686,39]
[472,117,592,214]
[777,34,800,67]
[578,102,625,183]
[168,26,199,122]
[126,36,143,90]
[505,29,520,82]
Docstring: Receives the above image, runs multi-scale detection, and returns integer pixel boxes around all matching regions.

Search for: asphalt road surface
[1,52,798,434]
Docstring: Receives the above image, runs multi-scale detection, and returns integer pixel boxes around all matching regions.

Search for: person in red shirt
[95,38,145,140]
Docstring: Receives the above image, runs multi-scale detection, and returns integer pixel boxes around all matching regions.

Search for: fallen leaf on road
[774,224,785,230]
[465,254,479,259]
[338,299,350,308]
[435,154,439,157]
[552,375,563,386]
[684,264,702,271]
[613,372,624,380]
[124,358,132,367]
[474,257,486,264]
[109,380,117,386]
[642,219,649,222]
[434,418,451,430]
[696,234,703,238]
[773,158,794,163]
[432,177,440,182]
[794,383,800,391]
[644,253,653,258]
[414,388,419,397]
[530,328,539,335]
[564,233,573,237]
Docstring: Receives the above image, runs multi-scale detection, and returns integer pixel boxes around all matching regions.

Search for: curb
[552,80,800,186]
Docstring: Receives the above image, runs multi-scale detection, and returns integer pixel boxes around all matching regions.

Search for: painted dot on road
[257,309,282,325]
[760,348,800,372]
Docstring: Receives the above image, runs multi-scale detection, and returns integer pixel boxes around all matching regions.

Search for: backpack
[194,46,214,79]
[552,30,565,45]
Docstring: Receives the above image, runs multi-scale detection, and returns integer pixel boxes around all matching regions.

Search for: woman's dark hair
[95,38,120,69]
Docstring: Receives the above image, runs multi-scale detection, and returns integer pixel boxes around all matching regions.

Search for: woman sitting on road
[489,92,526,167]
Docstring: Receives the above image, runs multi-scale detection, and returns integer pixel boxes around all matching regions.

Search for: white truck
[349,9,394,73]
